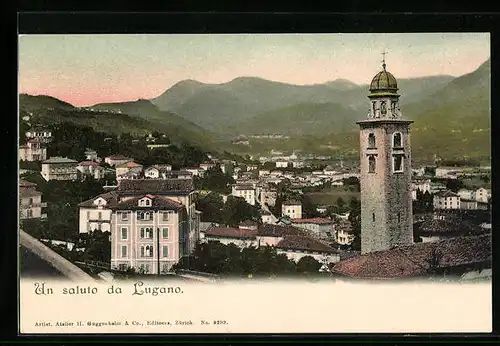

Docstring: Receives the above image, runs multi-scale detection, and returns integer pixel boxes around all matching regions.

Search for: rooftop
[257,224,304,237]
[205,227,258,239]
[116,161,143,168]
[277,235,336,254]
[332,234,491,279]
[78,161,100,167]
[117,179,194,195]
[292,217,333,225]
[19,187,41,197]
[42,157,77,164]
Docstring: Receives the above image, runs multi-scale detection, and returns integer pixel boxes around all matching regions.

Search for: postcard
[18,32,492,334]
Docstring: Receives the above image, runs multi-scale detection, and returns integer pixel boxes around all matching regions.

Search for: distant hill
[18,95,221,150]
[151,74,454,134]
[19,94,75,112]
[227,102,362,137]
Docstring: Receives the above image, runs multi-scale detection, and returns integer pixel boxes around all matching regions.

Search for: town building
[336,219,354,245]
[231,184,256,206]
[84,148,100,162]
[457,188,475,201]
[144,164,173,179]
[19,180,47,220]
[77,161,105,180]
[357,59,413,254]
[19,139,47,162]
[475,188,491,203]
[41,157,78,181]
[260,209,278,224]
[332,234,491,280]
[281,200,302,219]
[259,186,277,207]
[291,218,335,240]
[78,178,200,274]
[104,155,132,167]
[276,161,289,168]
[115,161,144,180]
[25,127,52,143]
[433,190,461,210]
[201,227,258,248]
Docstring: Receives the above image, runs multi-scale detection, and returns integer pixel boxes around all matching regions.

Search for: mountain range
[19,57,490,161]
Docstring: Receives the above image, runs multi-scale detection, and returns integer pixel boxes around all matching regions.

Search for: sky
[18,33,490,107]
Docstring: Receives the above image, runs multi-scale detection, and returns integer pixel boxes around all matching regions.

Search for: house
[460,199,479,210]
[256,224,339,264]
[78,178,199,274]
[144,164,173,179]
[199,163,216,171]
[231,184,256,206]
[411,178,431,198]
[475,188,491,203]
[435,166,462,179]
[275,235,340,264]
[260,209,278,224]
[104,155,132,167]
[336,219,354,245]
[259,170,270,177]
[259,186,277,207]
[184,167,203,177]
[291,218,335,240]
[413,212,486,243]
[77,161,105,180]
[25,127,52,143]
[115,161,143,180]
[281,200,302,219]
[41,157,78,181]
[19,183,47,220]
[276,161,289,168]
[316,205,328,215]
[84,148,100,162]
[239,220,259,231]
[433,190,460,210]
[19,139,47,162]
[202,227,258,248]
[246,164,258,171]
[331,234,491,280]
[457,188,475,201]
[429,181,447,194]
[292,161,305,169]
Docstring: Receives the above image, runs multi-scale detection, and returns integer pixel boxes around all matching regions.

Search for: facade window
[29,198,33,204]
[121,227,128,240]
[138,211,151,221]
[118,263,127,271]
[162,245,168,258]
[121,212,128,221]
[27,209,33,218]
[397,213,401,223]
[140,264,150,273]
[381,101,387,115]
[121,245,127,257]
[162,228,169,238]
[368,133,376,148]
[393,155,403,173]
[140,227,153,239]
[372,101,376,114]
[372,213,375,222]
[141,245,154,258]
[163,212,170,221]
[391,101,397,115]
[393,132,402,148]
[87,211,90,219]
[368,156,376,173]
[145,199,151,206]
[98,211,102,220]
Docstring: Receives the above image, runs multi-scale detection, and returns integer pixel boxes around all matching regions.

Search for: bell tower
[356,54,414,254]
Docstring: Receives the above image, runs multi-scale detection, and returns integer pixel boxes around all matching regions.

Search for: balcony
[88,219,111,223]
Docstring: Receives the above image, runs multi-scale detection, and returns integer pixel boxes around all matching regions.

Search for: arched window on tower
[393,132,402,148]
[368,133,376,148]
[368,156,376,173]
[381,101,387,116]
[372,213,375,222]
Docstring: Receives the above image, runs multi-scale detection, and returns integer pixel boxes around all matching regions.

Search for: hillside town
[19,54,491,281]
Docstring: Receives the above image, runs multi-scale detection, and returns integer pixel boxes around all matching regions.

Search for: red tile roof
[257,224,305,237]
[117,179,194,195]
[78,192,183,211]
[205,227,258,239]
[292,217,333,225]
[19,179,37,187]
[78,161,100,167]
[116,161,143,168]
[19,187,41,197]
[332,234,491,279]
[239,220,258,227]
[276,235,337,254]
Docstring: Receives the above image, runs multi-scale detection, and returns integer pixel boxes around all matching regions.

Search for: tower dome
[369,60,398,93]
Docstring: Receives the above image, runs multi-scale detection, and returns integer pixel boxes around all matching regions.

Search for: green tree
[197,166,235,194]
[296,256,322,274]
[195,193,224,223]
[81,230,111,263]
[223,196,259,227]
[348,198,361,251]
